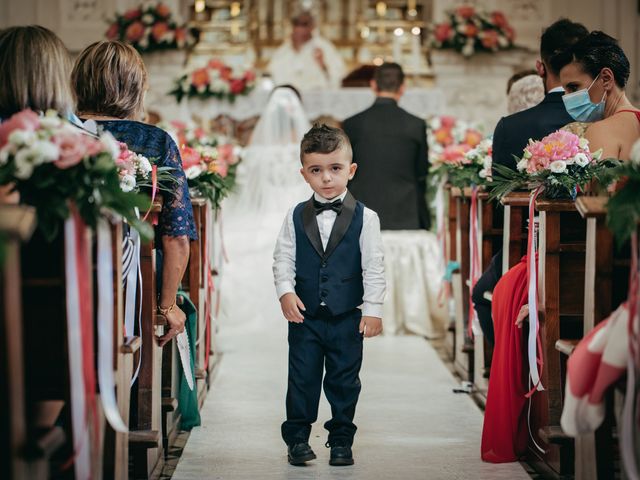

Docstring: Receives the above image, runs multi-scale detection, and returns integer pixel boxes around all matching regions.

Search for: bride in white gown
[218,87,311,332]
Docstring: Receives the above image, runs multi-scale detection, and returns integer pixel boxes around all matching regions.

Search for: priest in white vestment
[267,11,345,91]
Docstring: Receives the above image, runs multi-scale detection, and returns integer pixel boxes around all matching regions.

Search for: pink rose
[212,161,228,177]
[82,135,104,156]
[191,68,210,89]
[481,30,499,49]
[217,144,234,163]
[463,129,483,148]
[433,127,454,147]
[440,116,456,129]
[180,146,201,170]
[53,130,86,169]
[0,109,40,147]
[125,21,145,42]
[434,23,453,43]
[106,22,120,40]
[491,11,508,28]
[156,3,171,18]
[151,22,169,42]
[456,6,476,19]
[123,8,142,21]
[442,144,471,165]
[229,78,246,95]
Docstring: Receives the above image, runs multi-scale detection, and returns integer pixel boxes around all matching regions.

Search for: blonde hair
[72,41,148,120]
[0,25,74,117]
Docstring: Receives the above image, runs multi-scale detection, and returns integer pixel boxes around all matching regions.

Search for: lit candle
[195,0,205,14]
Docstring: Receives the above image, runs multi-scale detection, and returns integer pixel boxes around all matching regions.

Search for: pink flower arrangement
[170,59,256,103]
[106,2,193,53]
[517,130,599,175]
[431,5,515,57]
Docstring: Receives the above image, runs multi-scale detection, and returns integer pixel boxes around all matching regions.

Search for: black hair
[540,18,589,75]
[373,62,405,93]
[300,123,352,163]
[550,31,631,88]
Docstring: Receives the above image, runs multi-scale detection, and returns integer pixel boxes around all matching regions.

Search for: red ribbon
[142,165,159,225]
[437,192,451,306]
[525,187,545,398]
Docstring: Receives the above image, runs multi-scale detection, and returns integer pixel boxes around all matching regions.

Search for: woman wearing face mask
[552,31,639,160]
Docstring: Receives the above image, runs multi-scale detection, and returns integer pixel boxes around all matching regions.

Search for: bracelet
[157,301,176,316]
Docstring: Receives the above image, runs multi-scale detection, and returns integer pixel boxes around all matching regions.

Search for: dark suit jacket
[492,91,574,171]
[343,97,429,230]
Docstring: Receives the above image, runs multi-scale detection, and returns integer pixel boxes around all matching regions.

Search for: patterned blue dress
[97,120,197,241]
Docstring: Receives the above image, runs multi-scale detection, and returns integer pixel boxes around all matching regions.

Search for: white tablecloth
[150,87,446,123]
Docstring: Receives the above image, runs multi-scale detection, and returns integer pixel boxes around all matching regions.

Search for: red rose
[464,23,478,38]
[481,30,499,49]
[220,66,232,80]
[156,3,171,18]
[491,11,508,28]
[180,146,201,169]
[208,59,224,70]
[440,116,456,129]
[151,22,169,41]
[434,23,453,43]
[230,79,245,95]
[456,6,475,19]
[191,68,210,89]
[504,25,516,42]
[106,22,120,40]
[123,8,142,21]
[175,27,187,46]
[125,21,145,42]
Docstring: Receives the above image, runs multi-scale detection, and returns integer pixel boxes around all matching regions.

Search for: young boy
[273,124,386,466]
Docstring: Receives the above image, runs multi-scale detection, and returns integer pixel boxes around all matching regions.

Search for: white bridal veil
[232,87,312,215]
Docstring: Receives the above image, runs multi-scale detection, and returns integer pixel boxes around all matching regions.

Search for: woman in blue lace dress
[72,40,196,344]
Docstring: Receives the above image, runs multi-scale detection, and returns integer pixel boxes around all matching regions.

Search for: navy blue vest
[293,194,364,317]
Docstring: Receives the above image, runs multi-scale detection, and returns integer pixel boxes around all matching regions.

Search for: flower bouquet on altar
[169,59,256,103]
[428,116,491,189]
[0,110,153,241]
[161,121,242,209]
[105,2,194,53]
[490,129,619,200]
[431,5,515,57]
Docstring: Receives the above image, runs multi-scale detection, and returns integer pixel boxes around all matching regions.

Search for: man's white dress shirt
[267,34,346,91]
[273,190,386,318]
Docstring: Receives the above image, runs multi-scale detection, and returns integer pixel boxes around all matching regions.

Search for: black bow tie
[314,198,343,215]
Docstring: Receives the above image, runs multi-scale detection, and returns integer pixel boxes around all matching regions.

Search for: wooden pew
[131,198,166,479]
[500,191,530,272]
[555,196,626,480]
[451,187,474,382]
[530,198,588,476]
[0,205,46,479]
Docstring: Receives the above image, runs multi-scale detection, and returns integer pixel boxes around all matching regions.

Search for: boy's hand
[359,316,382,338]
[280,293,306,323]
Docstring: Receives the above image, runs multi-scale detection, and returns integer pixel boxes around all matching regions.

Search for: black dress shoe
[287,442,316,465]
[329,445,354,466]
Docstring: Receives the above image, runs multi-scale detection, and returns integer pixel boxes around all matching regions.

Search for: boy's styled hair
[373,62,405,93]
[72,40,148,120]
[300,123,352,163]
[550,31,631,88]
[0,25,74,118]
[539,19,589,75]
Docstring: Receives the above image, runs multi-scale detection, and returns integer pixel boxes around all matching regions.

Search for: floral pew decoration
[170,59,256,103]
[428,115,491,325]
[105,1,194,53]
[161,121,242,210]
[430,4,515,57]
[0,109,153,240]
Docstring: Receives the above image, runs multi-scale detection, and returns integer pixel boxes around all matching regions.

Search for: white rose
[498,35,509,48]
[138,35,149,49]
[592,148,603,161]
[137,155,153,177]
[120,174,137,192]
[579,137,589,150]
[39,115,62,130]
[516,158,529,172]
[100,132,121,160]
[630,139,640,166]
[142,13,154,24]
[479,169,488,179]
[573,152,590,167]
[429,117,441,130]
[549,160,567,174]
[185,165,203,179]
[8,129,36,147]
[29,140,60,164]
[462,42,474,57]
[0,145,12,165]
[483,156,492,169]
[13,149,35,179]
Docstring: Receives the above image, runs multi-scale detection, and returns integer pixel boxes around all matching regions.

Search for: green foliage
[605,162,640,247]
[187,163,238,209]
[169,77,254,104]
[5,152,152,242]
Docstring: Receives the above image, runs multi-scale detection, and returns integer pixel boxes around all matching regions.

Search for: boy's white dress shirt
[273,190,386,318]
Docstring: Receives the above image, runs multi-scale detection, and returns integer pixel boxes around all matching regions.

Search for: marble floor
[172,317,531,479]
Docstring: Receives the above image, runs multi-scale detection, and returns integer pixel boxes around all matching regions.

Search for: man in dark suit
[343,62,429,230]
[473,19,589,346]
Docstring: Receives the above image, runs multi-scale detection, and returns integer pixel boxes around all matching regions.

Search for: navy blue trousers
[282,307,363,447]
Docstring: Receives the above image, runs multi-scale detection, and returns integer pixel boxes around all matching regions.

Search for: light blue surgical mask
[562,73,606,122]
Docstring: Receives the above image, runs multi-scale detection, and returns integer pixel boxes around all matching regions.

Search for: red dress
[481,256,529,463]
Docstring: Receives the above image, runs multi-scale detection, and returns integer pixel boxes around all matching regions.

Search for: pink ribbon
[468,186,481,337]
